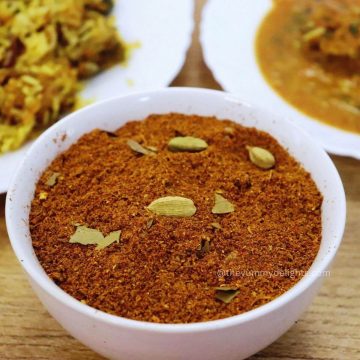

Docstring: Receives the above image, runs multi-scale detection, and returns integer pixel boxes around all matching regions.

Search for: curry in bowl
[256,0,360,134]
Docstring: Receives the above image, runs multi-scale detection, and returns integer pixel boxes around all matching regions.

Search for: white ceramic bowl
[6,88,346,360]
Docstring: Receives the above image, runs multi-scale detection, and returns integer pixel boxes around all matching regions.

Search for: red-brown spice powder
[29,113,322,323]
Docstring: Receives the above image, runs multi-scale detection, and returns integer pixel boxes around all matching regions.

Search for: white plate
[0,0,194,193]
[200,0,360,159]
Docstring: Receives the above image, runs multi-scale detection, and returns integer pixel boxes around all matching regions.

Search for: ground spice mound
[29,113,322,324]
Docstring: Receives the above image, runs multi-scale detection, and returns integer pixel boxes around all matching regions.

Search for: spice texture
[30,113,322,323]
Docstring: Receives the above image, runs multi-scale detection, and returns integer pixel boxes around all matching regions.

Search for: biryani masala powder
[29,113,322,323]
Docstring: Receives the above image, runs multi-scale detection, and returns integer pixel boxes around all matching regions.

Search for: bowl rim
[5,87,346,334]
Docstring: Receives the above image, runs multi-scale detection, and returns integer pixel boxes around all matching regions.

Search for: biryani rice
[0,0,126,154]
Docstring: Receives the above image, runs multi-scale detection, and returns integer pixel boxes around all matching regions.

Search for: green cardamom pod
[246,146,275,169]
[147,196,197,217]
[214,287,240,303]
[168,136,208,152]
[127,139,156,156]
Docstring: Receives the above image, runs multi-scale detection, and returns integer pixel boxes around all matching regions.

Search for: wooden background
[1,1,359,359]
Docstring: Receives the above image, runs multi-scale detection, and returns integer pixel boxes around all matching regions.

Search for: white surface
[6,88,346,360]
[0,0,194,193]
[200,0,360,159]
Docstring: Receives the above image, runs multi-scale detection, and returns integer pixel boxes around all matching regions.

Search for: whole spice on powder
[30,113,322,324]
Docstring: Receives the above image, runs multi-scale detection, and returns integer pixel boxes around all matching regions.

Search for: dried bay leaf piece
[96,230,121,250]
[147,196,196,217]
[46,172,60,186]
[69,226,104,245]
[168,136,208,152]
[211,222,222,230]
[212,194,235,214]
[246,146,275,170]
[146,146,158,153]
[103,130,118,138]
[69,226,121,250]
[215,287,240,303]
[196,239,210,258]
[127,139,156,156]
[146,218,154,229]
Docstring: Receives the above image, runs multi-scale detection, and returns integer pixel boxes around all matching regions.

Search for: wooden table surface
[1,1,360,359]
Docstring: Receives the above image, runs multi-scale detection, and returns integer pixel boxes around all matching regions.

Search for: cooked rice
[0,0,126,154]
